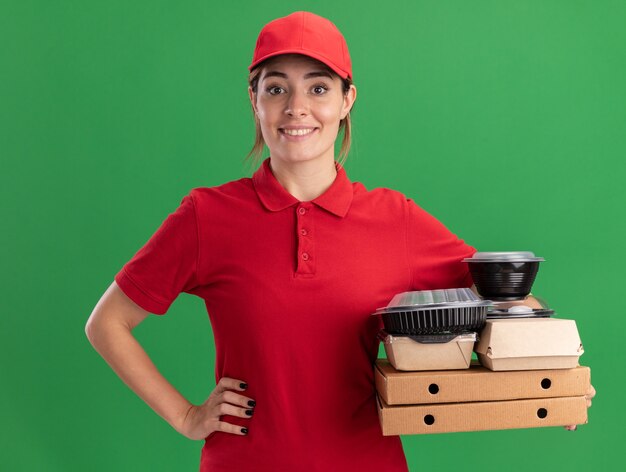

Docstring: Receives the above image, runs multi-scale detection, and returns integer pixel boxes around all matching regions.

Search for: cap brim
[248,49,350,80]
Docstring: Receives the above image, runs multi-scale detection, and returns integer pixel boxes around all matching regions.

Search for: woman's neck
[269,158,338,202]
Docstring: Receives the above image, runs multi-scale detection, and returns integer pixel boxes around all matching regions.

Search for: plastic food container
[463,251,544,301]
[373,288,491,335]
[487,296,555,319]
[379,330,477,371]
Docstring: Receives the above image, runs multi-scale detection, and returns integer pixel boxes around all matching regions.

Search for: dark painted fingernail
[240,382,248,390]
[248,400,256,407]
[245,409,253,416]
[241,427,248,434]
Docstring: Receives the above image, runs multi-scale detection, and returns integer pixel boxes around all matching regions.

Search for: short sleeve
[406,199,477,290]
[114,193,199,315]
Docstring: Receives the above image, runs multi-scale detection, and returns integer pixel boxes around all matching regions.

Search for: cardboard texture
[375,359,591,405]
[381,333,475,371]
[475,318,584,371]
[376,395,588,435]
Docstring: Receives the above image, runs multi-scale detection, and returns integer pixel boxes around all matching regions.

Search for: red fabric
[249,11,352,80]
[115,158,476,471]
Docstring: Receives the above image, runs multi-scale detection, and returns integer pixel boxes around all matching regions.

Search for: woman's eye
[267,86,284,95]
[312,85,328,95]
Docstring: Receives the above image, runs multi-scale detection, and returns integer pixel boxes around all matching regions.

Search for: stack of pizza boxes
[374,252,591,435]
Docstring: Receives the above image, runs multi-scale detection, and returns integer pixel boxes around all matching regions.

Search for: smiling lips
[279,127,318,139]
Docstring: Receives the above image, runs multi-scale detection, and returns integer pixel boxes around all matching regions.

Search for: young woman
[85,11,594,471]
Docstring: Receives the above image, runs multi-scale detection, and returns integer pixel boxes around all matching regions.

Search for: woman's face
[248,54,356,166]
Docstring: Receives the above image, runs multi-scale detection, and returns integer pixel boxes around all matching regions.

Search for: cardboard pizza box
[375,358,591,405]
[376,394,588,436]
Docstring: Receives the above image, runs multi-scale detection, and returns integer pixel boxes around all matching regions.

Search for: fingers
[210,377,255,436]
[218,401,254,419]
[563,385,595,431]
[212,379,256,411]
[222,389,256,408]
[215,377,249,394]
[217,421,249,436]
[584,384,595,407]
[587,385,596,400]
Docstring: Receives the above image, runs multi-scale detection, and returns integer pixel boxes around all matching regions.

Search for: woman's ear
[341,84,357,120]
[248,86,258,115]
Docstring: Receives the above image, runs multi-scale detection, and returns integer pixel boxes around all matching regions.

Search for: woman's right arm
[85,281,254,439]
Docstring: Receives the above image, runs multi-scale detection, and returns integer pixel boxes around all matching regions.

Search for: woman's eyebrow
[262,70,334,80]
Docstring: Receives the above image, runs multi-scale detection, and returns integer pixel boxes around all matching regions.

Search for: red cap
[249,11,352,80]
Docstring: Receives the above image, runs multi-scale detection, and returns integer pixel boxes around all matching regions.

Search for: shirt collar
[252,158,354,218]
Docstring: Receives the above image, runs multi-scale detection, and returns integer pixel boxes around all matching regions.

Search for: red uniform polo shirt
[115,158,476,472]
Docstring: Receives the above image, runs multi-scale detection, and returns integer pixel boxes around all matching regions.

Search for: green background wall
[1,1,624,470]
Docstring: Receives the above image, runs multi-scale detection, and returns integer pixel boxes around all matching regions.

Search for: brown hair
[246,57,354,167]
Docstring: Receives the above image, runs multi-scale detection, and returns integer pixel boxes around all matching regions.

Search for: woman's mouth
[279,128,318,140]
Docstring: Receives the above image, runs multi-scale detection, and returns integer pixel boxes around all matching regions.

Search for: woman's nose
[285,90,309,117]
